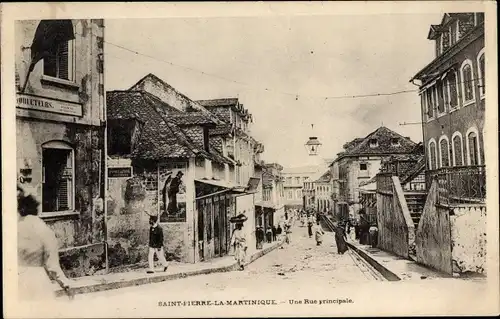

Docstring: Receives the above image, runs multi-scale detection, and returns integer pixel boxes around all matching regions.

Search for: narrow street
[67,222,380,304]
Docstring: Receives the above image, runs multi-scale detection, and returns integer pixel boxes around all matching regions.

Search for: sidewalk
[56,239,284,297]
[346,238,449,281]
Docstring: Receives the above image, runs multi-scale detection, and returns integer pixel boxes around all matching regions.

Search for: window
[477,49,485,97]
[466,128,481,165]
[428,140,437,170]
[461,60,475,104]
[43,39,75,81]
[369,139,378,148]
[437,81,445,114]
[287,190,293,200]
[425,89,435,119]
[359,163,367,171]
[475,12,484,25]
[295,177,300,185]
[286,177,292,185]
[452,132,464,166]
[42,141,74,214]
[447,71,459,108]
[450,23,457,45]
[391,138,400,147]
[439,137,450,168]
[296,189,301,199]
[203,127,210,152]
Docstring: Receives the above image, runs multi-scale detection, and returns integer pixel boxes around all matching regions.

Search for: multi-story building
[255,163,286,232]
[105,74,261,266]
[303,169,334,213]
[282,165,319,210]
[15,19,107,277]
[410,12,485,204]
[329,126,418,218]
[197,98,264,252]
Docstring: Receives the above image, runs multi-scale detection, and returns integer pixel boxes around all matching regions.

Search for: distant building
[329,126,418,217]
[16,19,106,277]
[282,165,320,210]
[254,163,285,234]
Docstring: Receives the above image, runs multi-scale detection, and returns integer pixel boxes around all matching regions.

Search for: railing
[376,172,394,194]
[426,165,486,205]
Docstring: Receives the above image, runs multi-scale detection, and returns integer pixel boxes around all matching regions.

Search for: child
[147,215,169,274]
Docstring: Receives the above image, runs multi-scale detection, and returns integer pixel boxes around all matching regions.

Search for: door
[214,196,220,256]
[197,199,205,261]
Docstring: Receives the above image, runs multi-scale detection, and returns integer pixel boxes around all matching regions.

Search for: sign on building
[16,93,83,117]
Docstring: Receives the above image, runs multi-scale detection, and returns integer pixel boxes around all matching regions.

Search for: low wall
[376,176,415,258]
[416,180,453,274]
[450,205,487,274]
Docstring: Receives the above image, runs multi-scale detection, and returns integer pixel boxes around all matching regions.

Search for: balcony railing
[426,165,486,205]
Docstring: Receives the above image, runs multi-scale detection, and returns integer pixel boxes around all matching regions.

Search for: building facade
[410,12,485,204]
[330,126,418,219]
[255,163,286,232]
[282,165,319,210]
[15,19,107,277]
[105,75,260,267]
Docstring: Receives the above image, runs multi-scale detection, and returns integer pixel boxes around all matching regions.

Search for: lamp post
[305,124,322,156]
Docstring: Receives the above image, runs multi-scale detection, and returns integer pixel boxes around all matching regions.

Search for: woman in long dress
[334,223,349,255]
[17,188,73,301]
[230,223,248,270]
[314,221,325,246]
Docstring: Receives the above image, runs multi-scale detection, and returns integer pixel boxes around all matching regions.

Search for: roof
[359,176,377,187]
[168,113,217,126]
[107,90,230,163]
[209,125,233,136]
[337,126,416,160]
[197,98,239,108]
[314,170,332,183]
[282,165,321,174]
[400,157,426,185]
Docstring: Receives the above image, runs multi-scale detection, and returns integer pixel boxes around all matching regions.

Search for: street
[17,221,489,317]
[72,222,380,304]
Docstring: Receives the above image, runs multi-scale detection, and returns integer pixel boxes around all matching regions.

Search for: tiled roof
[210,125,233,136]
[107,90,227,163]
[341,126,417,157]
[314,170,332,183]
[400,157,426,185]
[197,98,239,108]
[168,113,217,126]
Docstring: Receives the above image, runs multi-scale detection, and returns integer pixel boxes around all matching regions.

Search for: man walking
[147,215,169,274]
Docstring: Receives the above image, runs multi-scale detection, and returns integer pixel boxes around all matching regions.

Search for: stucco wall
[450,205,487,274]
[236,194,256,252]
[376,177,415,258]
[416,180,453,274]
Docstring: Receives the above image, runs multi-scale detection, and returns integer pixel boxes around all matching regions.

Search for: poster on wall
[159,163,187,222]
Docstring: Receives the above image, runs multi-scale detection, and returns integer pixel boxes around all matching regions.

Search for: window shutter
[58,41,69,80]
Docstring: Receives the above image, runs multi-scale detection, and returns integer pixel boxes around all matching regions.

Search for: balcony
[426,165,486,205]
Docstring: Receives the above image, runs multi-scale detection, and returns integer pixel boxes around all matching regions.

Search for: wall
[347,157,381,213]
[415,180,453,274]
[450,205,487,274]
[376,176,415,258]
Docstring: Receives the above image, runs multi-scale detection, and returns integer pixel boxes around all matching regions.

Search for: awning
[194,178,256,200]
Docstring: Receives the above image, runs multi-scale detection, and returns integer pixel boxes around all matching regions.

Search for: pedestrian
[369,223,379,248]
[230,222,248,270]
[284,223,292,244]
[334,222,349,255]
[307,215,313,238]
[276,224,283,241]
[256,226,264,249]
[314,220,325,246]
[359,212,370,245]
[285,211,288,221]
[272,225,277,241]
[147,215,169,274]
[266,226,273,243]
[17,188,74,300]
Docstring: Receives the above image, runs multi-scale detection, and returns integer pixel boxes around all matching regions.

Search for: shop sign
[16,93,83,117]
[108,167,132,178]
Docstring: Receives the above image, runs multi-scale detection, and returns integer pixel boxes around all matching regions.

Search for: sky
[105,13,443,168]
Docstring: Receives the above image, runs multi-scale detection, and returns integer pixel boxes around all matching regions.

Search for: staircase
[404,192,427,229]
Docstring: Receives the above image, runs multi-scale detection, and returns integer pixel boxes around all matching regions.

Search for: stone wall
[376,176,415,258]
[415,180,453,274]
[450,205,487,274]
